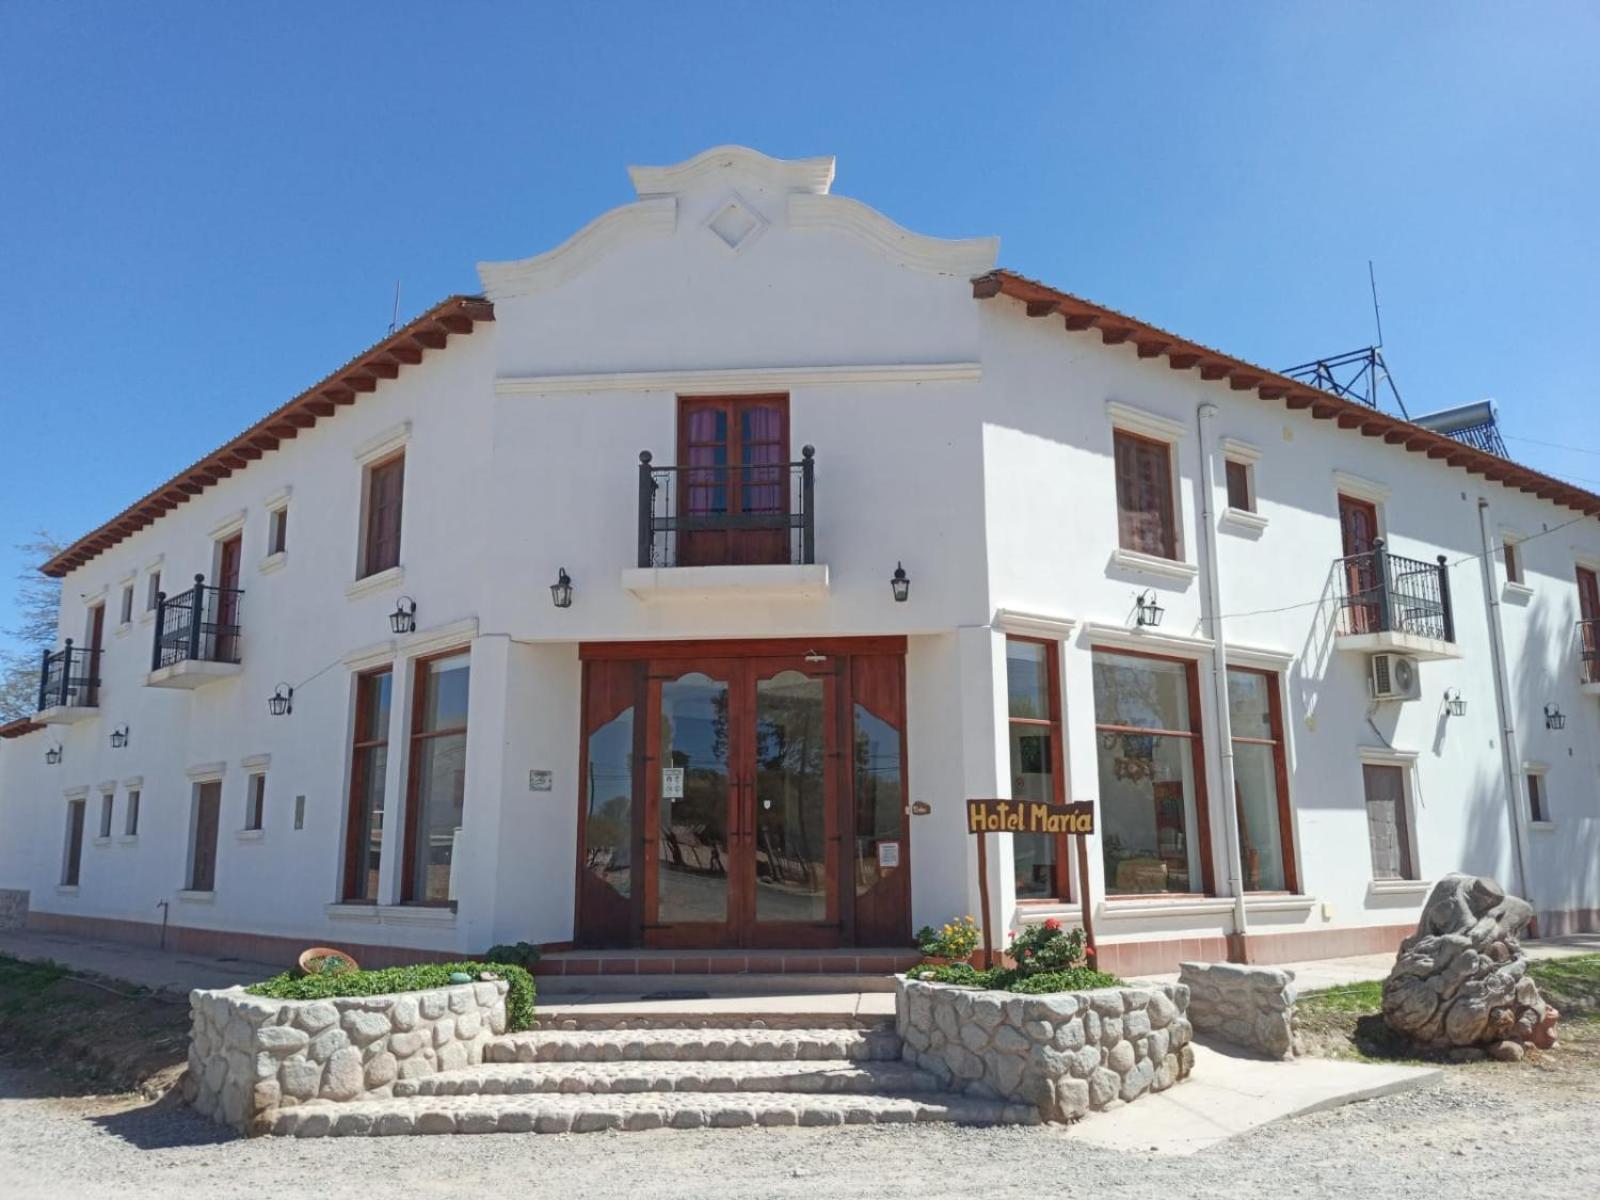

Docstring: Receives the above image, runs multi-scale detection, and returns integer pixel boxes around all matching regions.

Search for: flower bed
[248,960,535,1032]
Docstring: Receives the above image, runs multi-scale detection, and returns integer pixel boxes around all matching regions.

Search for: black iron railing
[37,641,101,711]
[637,447,816,568]
[1333,540,1455,643]
[152,574,244,671]
[1580,618,1600,686]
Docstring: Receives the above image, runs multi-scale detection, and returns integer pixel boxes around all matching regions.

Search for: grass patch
[905,962,1123,993]
[1528,953,1600,1019]
[1296,979,1383,1016]
[247,961,536,1032]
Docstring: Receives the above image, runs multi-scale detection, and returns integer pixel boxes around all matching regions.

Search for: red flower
[1044,918,1062,932]
[1085,946,1096,958]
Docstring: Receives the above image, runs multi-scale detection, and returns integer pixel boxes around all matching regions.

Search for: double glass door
[647,656,837,947]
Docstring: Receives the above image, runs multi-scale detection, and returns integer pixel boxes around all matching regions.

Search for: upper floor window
[1224,458,1253,513]
[146,570,162,612]
[1503,537,1522,585]
[98,792,115,839]
[119,583,134,625]
[361,452,405,578]
[676,395,790,566]
[245,773,266,831]
[268,505,289,556]
[1113,430,1177,560]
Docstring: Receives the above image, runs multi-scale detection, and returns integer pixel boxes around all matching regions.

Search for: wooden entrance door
[677,395,790,567]
[1339,494,1382,633]
[1579,567,1600,684]
[644,654,838,947]
[215,534,242,662]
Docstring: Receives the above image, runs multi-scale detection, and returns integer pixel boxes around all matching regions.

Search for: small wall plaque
[528,770,553,792]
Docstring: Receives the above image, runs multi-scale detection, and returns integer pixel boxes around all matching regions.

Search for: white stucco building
[3,146,1598,979]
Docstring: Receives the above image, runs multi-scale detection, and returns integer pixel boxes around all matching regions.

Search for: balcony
[35,642,102,724]
[621,446,828,601]
[148,575,244,688]
[1332,541,1461,661]
[1581,618,1600,696]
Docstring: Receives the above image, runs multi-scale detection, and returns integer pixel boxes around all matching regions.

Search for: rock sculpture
[1381,873,1558,1057]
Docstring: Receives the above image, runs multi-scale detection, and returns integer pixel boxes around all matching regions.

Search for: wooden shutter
[1224,459,1251,511]
[191,782,221,891]
[1361,764,1410,880]
[364,454,405,576]
[1114,431,1176,559]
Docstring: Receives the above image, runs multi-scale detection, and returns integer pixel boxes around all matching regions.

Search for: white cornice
[788,193,998,276]
[1106,400,1188,443]
[1219,437,1263,464]
[628,145,836,198]
[353,421,410,466]
[399,616,479,660]
[1333,470,1392,504]
[1225,642,1296,670]
[1080,620,1214,658]
[477,198,677,301]
[185,761,226,781]
[494,361,981,397]
[991,609,1078,640]
[208,509,247,541]
[343,639,397,672]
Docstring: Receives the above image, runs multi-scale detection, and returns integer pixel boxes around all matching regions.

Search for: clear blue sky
[3,2,1598,652]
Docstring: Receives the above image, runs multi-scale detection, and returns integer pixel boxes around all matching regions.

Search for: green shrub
[914,916,979,960]
[483,941,541,971]
[1007,919,1090,974]
[1005,967,1123,994]
[905,962,1122,994]
[247,961,535,1032]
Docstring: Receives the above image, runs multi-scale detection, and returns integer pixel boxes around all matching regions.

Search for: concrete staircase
[263,1013,1040,1136]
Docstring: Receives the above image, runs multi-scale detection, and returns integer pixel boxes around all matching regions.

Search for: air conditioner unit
[1369,652,1421,702]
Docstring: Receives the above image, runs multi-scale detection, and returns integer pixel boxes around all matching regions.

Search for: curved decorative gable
[628,144,836,198]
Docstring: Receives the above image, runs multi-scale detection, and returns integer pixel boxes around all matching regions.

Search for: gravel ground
[3,1032,1598,1200]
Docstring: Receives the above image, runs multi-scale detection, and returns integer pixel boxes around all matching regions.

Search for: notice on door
[661,767,685,800]
[876,841,900,869]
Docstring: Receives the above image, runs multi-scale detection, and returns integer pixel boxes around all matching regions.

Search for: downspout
[1475,498,1533,908]
[1196,403,1250,961]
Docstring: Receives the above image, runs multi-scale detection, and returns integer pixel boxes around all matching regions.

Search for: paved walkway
[0,927,282,994]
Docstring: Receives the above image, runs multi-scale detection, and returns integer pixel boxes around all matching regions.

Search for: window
[676,395,791,566]
[343,668,392,901]
[1093,650,1210,896]
[62,799,86,885]
[1577,567,1598,686]
[245,774,266,831]
[403,652,469,903]
[1006,638,1068,900]
[120,584,134,625]
[1113,430,1178,560]
[146,570,162,611]
[1503,538,1521,585]
[99,793,115,839]
[361,452,405,577]
[294,795,306,831]
[268,505,288,556]
[125,789,141,836]
[1227,668,1295,892]
[1525,772,1547,823]
[1362,762,1416,881]
[1224,458,1253,513]
[189,780,222,892]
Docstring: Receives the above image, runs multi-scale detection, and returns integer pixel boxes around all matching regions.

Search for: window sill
[55,885,79,896]
[346,565,404,600]
[377,904,458,925]
[118,835,139,845]
[1098,896,1234,920]
[91,836,112,847]
[1368,878,1431,898]
[1219,507,1269,536]
[177,890,216,904]
[236,828,264,841]
[113,622,133,639]
[1106,547,1199,584]
[139,610,156,626]
[326,903,382,921]
[1529,820,1557,833]
[259,551,288,576]
[1243,893,1317,914]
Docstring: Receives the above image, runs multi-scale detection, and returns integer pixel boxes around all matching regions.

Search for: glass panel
[360,671,392,740]
[421,655,470,731]
[1233,742,1286,891]
[685,409,728,516]
[584,708,634,900]
[657,672,731,924]
[1092,651,1190,731]
[853,703,903,896]
[1006,640,1051,720]
[1009,724,1056,899]
[1098,732,1200,895]
[754,670,827,923]
[741,406,785,514]
[1226,669,1274,740]
[351,745,386,901]
[412,732,466,902]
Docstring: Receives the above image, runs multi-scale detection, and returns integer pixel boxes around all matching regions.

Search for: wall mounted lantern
[890,562,910,603]
[267,683,294,717]
[45,744,62,765]
[1545,704,1567,731]
[1444,689,1466,718]
[1135,589,1165,629]
[550,568,574,609]
[390,596,417,635]
[110,725,130,749]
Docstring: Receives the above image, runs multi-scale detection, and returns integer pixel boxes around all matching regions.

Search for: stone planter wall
[185,980,509,1134]
[0,888,27,930]
[1178,961,1297,1058]
[896,978,1193,1122]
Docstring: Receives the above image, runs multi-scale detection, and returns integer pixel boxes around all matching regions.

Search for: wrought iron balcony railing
[1580,618,1600,686]
[37,641,101,711]
[152,574,244,671]
[637,446,816,569]
[1333,541,1456,644]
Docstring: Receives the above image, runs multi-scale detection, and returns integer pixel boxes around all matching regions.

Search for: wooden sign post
[967,799,1097,969]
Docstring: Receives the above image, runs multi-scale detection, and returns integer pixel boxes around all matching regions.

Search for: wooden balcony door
[677,395,789,567]
[1339,494,1381,633]
[84,603,104,706]
[215,533,242,662]
[1579,567,1600,683]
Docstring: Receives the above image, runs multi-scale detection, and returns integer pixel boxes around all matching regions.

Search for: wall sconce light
[267,683,294,717]
[110,725,130,749]
[1545,704,1567,731]
[389,596,417,635]
[890,562,910,603]
[550,568,573,609]
[45,744,62,765]
[1444,689,1466,718]
[1135,589,1165,628]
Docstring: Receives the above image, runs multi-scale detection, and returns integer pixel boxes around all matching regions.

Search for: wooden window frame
[342,666,393,902]
[245,773,266,831]
[188,781,222,893]
[360,450,406,579]
[62,799,86,886]
[1007,636,1073,903]
[125,789,141,837]
[98,792,115,839]
[1224,458,1254,513]
[1226,666,1298,894]
[400,648,470,906]
[1360,760,1418,881]
[1113,428,1180,561]
[1503,537,1522,585]
[1525,770,1548,824]
[267,505,289,556]
[1092,645,1215,899]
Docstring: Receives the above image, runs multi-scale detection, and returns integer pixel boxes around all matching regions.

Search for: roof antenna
[387,281,402,335]
[1368,259,1384,349]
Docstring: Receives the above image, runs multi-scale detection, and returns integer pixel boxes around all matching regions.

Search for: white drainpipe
[1475,497,1533,907]
[1196,402,1250,959]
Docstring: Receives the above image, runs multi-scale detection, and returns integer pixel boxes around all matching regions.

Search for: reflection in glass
[1006,640,1050,719]
[1092,652,1190,731]
[410,655,469,903]
[853,704,903,896]
[657,672,730,924]
[347,669,391,902]
[1233,741,1286,891]
[1010,725,1056,898]
[584,708,634,899]
[754,670,826,923]
[1097,731,1201,895]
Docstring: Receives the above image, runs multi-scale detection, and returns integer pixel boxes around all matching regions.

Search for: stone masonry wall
[0,888,27,930]
[1178,961,1297,1058]
[185,980,509,1134]
[896,978,1193,1123]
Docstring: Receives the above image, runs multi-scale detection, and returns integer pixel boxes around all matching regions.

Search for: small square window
[120,584,134,625]
[268,506,288,556]
[146,571,162,611]
[1526,773,1547,823]
[1504,538,1522,585]
[246,774,266,831]
[1225,458,1253,513]
[125,790,141,837]
[99,793,115,839]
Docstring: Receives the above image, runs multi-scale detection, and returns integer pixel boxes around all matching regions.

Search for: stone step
[394,1058,942,1099]
[531,1011,895,1033]
[267,1090,1039,1136]
[485,1027,902,1064]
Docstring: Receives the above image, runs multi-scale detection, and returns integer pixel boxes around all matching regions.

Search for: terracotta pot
[297,946,359,977]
